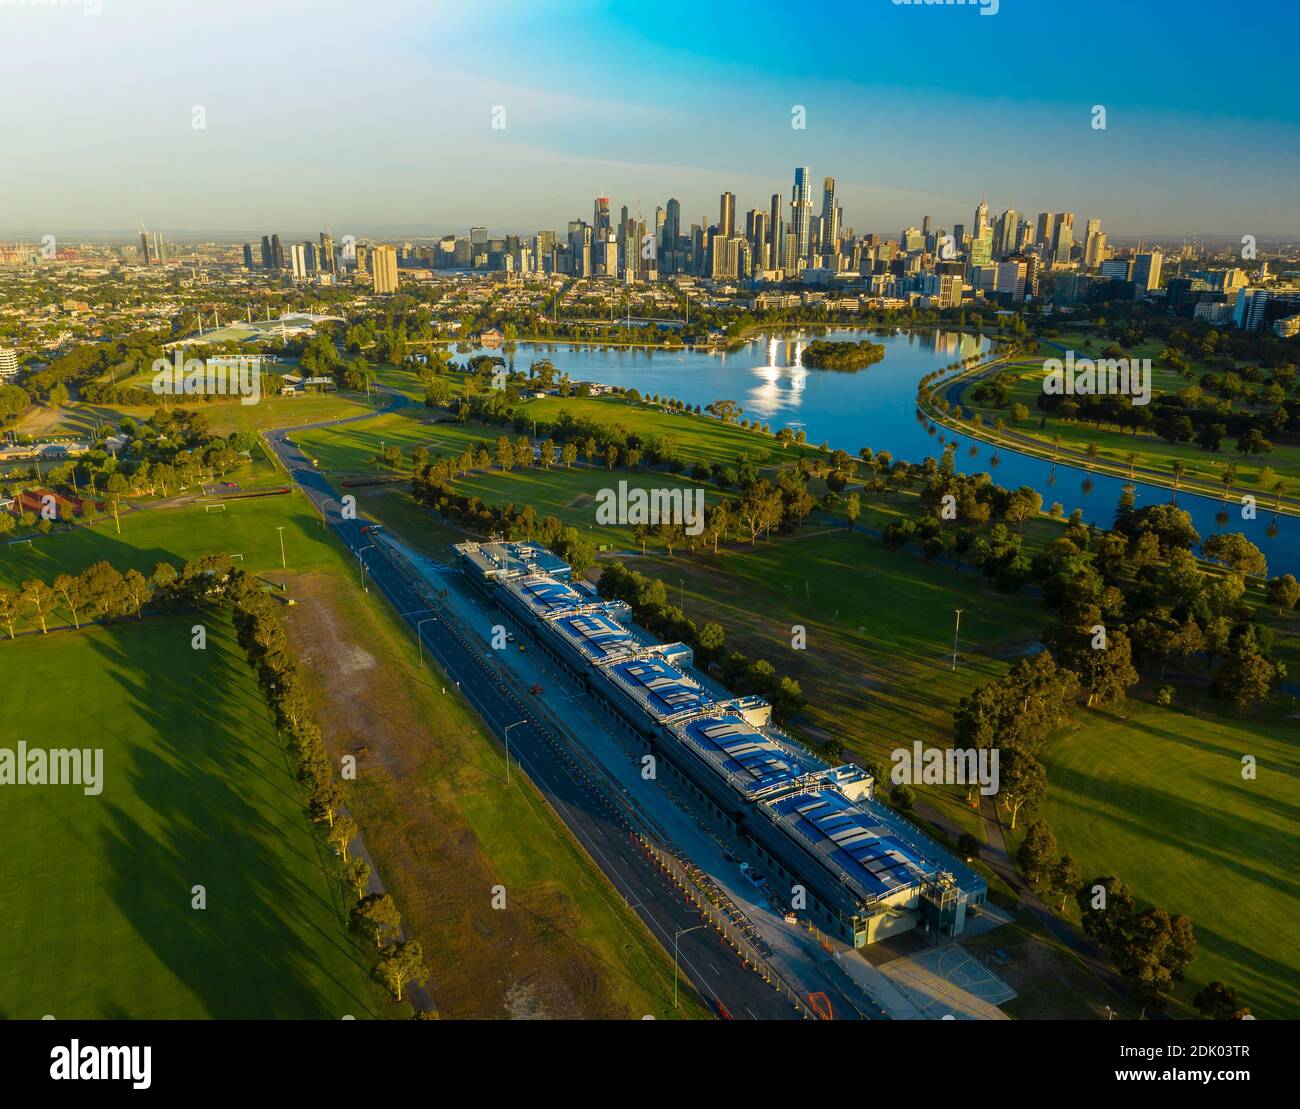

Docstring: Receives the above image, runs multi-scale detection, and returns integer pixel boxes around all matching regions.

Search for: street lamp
[951,608,963,671]
[503,720,526,787]
[416,616,437,666]
[673,925,705,1010]
[358,544,376,589]
[275,525,286,569]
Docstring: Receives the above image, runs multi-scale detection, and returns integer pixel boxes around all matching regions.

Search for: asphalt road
[263,412,800,1020]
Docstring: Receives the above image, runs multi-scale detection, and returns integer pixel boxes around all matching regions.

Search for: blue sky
[3,0,1298,239]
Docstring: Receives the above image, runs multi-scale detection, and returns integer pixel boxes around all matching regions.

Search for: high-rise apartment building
[791,167,812,265]
[242,243,254,268]
[371,244,399,293]
[719,192,735,240]
[260,235,273,269]
[769,193,783,269]
[821,176,838,255]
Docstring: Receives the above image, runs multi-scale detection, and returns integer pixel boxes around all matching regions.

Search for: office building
[371,244,399,293]
[1132,250,1163,291]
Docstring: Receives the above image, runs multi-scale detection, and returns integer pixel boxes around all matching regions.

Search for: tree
[375,940,426,1002]
[494,435,513,471]
[1117,907,1197,1017]
[1200,532,1268,580]
[352,892,402,949]
[1266,574,1300,616]
[121,569,151,619]
[1194,981,1249,1021]
[1000,750,1047,831]
[1049,854,1082,911]
[19,578,55,634]
[843,491,860,531]
[310,780,345,828]
[1076,875,1135,950]
[0,585,19,639]
[1212,631,1285,712]
[329,814,358,862]
[105,472,129,535]
[52,572,88,630]
[345,858,372,900]
[1016,819,1057,886]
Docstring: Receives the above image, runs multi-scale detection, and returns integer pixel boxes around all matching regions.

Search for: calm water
[471,329,1299,576]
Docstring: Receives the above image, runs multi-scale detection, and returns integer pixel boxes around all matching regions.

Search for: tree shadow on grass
[84,613,380,1018]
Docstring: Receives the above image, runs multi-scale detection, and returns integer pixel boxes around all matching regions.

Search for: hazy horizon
[5,0,1298,239]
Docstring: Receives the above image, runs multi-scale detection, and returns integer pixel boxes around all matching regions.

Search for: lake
[468,329,1299,577]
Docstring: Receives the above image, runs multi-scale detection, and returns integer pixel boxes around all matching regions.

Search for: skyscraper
[1051,213,1075,264]
[996,209,1019,259]
[594,197,611,235]
[320,231,336,275]
[242,242,254,268]
[769,193,783,269]
[974,199,990,239]
[139,229,151,264]
[271,234,284,270]
[1034,213,1053,248]
[719,192,735,240]
[791,167,812,265]
[260,235,273,269]
[821,177,838,256]
[1133,250,1163,291]
[290,243,307,281]
[371,244,399,293]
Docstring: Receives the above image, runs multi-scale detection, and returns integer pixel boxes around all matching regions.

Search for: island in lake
[799,338,887,371]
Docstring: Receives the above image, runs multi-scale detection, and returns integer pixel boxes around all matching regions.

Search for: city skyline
[4,0,1299,237]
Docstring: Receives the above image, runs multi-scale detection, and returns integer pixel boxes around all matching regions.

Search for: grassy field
[620,527,1041,839]
[961,333,1299,494]
[0,487,342,590]
[3,483,707,1017]
[516,393,785,462]
[0,611,382,1018]
[18,392,374,442]
[1041,690,1300,1020]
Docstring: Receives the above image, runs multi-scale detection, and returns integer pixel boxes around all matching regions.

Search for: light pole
[275,525,286,569]
[503,720,526,787]
[358,544,376,589]
[416,617,436,666]
[673,925,705,1009]
[951,608,963,671]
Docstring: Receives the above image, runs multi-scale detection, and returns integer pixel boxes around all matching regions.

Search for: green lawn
[0,611,382,1018]
[961,333,1300,495]
[0,488,343,591]
[517,393,785,463]
[1043,693,1300,1020]
[623,528,1041,839]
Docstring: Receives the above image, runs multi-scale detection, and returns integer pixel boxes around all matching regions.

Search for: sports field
[0,611,382,1018]
[0,488,343,591]
[1043,694,1300,1020]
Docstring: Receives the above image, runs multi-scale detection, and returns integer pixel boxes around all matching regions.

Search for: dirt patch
[280,571,647,1019]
